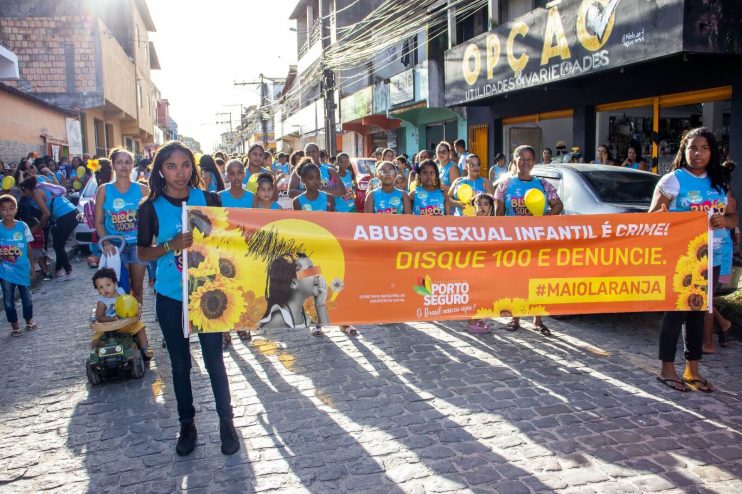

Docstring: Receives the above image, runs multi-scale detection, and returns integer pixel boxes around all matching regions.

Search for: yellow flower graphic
[687,233,708,261]
[188,254,218,279]
[187,241,211,270]
[693,256,709,287]
[477,298,536,318]
[190,279,245,332]
[236,291,267,331]
[215,250,251,282]
[86,159,100,172]
[675,287,707,311]
[330,278,344,302]
[189,208,230,238]
[672,255,697,293]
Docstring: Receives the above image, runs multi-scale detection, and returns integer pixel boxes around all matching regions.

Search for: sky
[148,0,298,152]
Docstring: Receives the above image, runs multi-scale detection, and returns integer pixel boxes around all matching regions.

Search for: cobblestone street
[1,260,741,493]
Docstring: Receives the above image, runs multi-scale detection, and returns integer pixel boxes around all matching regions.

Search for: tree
[179,135,202,153]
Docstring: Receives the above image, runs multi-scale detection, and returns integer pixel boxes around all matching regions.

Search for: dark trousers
[0,279,33,324]
[156,293,233,423]
[52,211,78,273]
[658,310,705,362]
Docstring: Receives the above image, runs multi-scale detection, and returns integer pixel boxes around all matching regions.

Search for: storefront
[445,0,742,185]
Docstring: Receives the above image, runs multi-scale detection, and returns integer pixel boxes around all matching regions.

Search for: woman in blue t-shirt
[137,141,239,457]
[199,154,225,193]
[96,148,150,307]
[649,127,737,393]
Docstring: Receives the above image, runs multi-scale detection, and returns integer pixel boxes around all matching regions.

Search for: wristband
[164,241,171,253]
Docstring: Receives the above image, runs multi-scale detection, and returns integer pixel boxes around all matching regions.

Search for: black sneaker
[176,420,197,456]
[219,419,240,455]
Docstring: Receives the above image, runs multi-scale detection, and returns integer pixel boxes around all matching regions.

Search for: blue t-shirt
[206,172,218,192]
[334,171,356,213]
[152,188,207,301]
[242,167,272,186]
[453,177,486,216]
[102,183,143,244]
[219,189,255,208]
[273,162,290,175]
[491,165,509,184]
[373,188,405,214]
[439,161,457,187]
[256,201,282,210]
[0,220,33,286]
[501,177,549,217]
[668,168,727,266]
[297,191,329,211]
[30,187,76,219]
[297,164,332,191]
[413,188,445,216]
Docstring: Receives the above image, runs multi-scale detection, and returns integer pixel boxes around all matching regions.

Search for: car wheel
[130,353,146,379]
[86,360,102,386]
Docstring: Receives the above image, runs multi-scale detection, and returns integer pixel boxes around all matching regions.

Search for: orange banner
[184,208,710,332]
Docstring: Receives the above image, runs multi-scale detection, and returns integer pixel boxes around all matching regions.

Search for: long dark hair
[415,159,441,189]
[145,141,200,202]
[671,127,727,193]
[262,253,308,319]
[199,154,225,191]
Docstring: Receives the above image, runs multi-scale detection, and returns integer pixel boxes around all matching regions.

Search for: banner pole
[707,215,713,314]
[182,206,189,337]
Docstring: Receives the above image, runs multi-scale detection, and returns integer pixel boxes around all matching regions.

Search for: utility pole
[320,0,336,156]
[215,111,233,152]
[235,76,285,149]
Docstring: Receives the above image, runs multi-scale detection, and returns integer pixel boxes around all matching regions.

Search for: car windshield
[579,170,659,203]
[357,160,376,175]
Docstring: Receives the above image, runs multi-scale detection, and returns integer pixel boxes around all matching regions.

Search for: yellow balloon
[246,173,259,194]
[462,204,476,217]
[2,175,15,190]
[73,180,82,190]
[114,294,140,318]
[194,153,203,165]
[457,183,474,204]
[76,166,86,178]
[524,188,546,216]
[409,181,418,192]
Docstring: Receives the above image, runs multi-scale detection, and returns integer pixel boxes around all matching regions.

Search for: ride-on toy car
[86,328,145,385]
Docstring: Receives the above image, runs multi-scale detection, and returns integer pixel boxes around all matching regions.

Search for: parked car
[531,163,659,214]
[351,157,377,212]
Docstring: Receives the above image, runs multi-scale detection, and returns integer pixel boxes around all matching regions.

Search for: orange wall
[0,90,69,146]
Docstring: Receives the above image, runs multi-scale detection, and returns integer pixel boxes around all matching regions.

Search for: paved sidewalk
[0,260,741,493]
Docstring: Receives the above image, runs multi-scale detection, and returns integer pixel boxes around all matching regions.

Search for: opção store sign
[444,0,685,106]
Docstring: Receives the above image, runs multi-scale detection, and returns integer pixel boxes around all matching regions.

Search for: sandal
[10,326,22,337]
[656,376,688,392]
[222,332,232,348]
[467,321,492,334]
[87,256,99,268]
[534,322,552,337]
[505,320,520,332]
[683,377,714,393]
[238,331,252,342]
[311,325,324,337]
[340,325,358,336]
[25,323,38,332]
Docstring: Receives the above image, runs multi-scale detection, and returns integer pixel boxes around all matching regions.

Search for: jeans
[0,279,33,324]
[52,211,78,273]
[156,293,233,423]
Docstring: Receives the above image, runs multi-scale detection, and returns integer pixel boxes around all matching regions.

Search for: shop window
[596,105,653,167]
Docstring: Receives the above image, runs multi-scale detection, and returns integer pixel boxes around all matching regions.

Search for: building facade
[0,0,163,160]
[445,0,742,183]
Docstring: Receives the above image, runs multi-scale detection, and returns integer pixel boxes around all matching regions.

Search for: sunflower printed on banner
[671,233,710,311]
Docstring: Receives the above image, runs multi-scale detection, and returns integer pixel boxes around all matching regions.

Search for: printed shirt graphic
[660,168,727,266]
[0,221,33,286]
[495,177,558,216]
[413,188,446,216]
[152,188,207,301]
[373,188,405,214]
[335,172,356,212]
[298,191,329,211]
[103,183,143,244]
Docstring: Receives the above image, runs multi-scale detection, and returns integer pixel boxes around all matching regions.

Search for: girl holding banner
[650,127,737,393]
[494,145,563,336]
[137,141,239,457]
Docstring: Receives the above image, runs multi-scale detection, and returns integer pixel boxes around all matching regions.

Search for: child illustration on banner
[259,253,329,335]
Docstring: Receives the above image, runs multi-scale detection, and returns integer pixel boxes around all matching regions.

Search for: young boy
[91,268,152,359]
[0,195,36,336]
